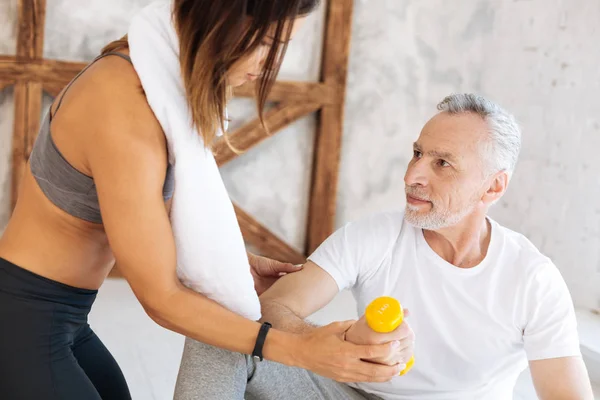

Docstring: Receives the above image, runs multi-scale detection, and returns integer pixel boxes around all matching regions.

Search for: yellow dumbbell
[365,296,415,376]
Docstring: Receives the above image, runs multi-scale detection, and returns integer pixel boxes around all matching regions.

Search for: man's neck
[422,212,491,269]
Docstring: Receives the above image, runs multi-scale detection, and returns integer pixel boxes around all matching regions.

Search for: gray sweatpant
[173,337,383,400]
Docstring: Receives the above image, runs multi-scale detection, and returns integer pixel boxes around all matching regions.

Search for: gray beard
[404,202,475,230]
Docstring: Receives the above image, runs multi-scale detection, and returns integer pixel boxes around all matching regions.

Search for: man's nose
[404,159,428,187]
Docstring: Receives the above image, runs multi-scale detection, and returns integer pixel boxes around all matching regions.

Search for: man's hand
[248,252,302,296]
[344,311,415,367]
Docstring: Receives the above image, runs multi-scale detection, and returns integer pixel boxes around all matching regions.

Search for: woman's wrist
[261,328,303,368]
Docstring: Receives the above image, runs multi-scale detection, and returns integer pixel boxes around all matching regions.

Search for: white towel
[128,1,261,321]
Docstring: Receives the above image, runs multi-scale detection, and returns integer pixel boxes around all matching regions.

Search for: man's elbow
[259,298,284,318]
[259,298,299,323]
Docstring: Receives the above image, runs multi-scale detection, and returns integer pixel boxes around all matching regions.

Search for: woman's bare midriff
[0,48,170,290]
[0,169,115,290]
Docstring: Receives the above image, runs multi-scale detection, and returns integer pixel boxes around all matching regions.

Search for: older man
[175,94,593,400]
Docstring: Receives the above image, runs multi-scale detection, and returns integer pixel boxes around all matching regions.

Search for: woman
[0,1,403,399]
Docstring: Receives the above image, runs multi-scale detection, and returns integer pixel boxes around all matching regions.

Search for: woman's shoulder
[83,50,168,165]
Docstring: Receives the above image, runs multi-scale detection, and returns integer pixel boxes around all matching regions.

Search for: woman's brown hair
[102,0,320,149]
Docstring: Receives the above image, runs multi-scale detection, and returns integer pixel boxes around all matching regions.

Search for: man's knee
[179,338,247,373]
[174,339,249,400]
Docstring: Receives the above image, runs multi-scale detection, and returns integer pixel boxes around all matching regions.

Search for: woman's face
[226,17,307,87]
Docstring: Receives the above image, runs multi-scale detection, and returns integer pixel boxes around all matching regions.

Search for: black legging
[0,257,131,399]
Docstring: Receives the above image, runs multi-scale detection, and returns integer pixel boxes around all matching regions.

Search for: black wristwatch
[252,322,272,362]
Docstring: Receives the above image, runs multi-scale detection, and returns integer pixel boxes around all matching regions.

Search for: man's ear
[482,171,508,205]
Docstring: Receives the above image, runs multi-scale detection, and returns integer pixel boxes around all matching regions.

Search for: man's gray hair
[437,93,521,177]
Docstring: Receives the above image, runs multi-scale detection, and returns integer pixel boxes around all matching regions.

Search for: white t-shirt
[308,211,580,400]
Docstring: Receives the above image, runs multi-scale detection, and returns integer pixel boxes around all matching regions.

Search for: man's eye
[413,150,422,158]
[438,160,450,167]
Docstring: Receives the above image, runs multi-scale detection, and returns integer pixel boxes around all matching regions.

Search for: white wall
[1,0,599,398]
[338,0,600,310]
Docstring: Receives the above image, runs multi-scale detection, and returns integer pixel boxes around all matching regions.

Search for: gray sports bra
[29,51,175,224]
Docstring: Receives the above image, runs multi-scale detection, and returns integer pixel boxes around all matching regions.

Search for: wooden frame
[0,0,354,269]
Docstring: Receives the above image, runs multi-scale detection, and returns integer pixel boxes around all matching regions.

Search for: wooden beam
[234,204,306,265]
[32,58,85,84]
[0,58,32,82]
[11,83,28,210]
[306,0,354,254]
[234,81,336,105]
[0,81,11,92]
[0,55,16,63]
[11,0,46,208]
[0,58,85,85]
[24,81,42,157]
[0,56,18,88]
[16,0,46,61]
[0,57,334,106]
[215,101,321,166]
[42,81,63,97]
[11,81,42,209]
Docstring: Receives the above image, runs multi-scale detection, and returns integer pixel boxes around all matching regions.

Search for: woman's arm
[87,64,283,357]
[85,65,402,383]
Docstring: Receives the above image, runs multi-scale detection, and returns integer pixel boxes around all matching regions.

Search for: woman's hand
[292,320,405,383]
[248,252,302,295]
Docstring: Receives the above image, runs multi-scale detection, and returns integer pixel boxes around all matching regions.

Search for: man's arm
[529,356,594,400]
[260,260,416,368]
[259,261,340,334]
[261,212,402,333]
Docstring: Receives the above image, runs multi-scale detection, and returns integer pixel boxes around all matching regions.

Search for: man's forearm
[260,300,318,334]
